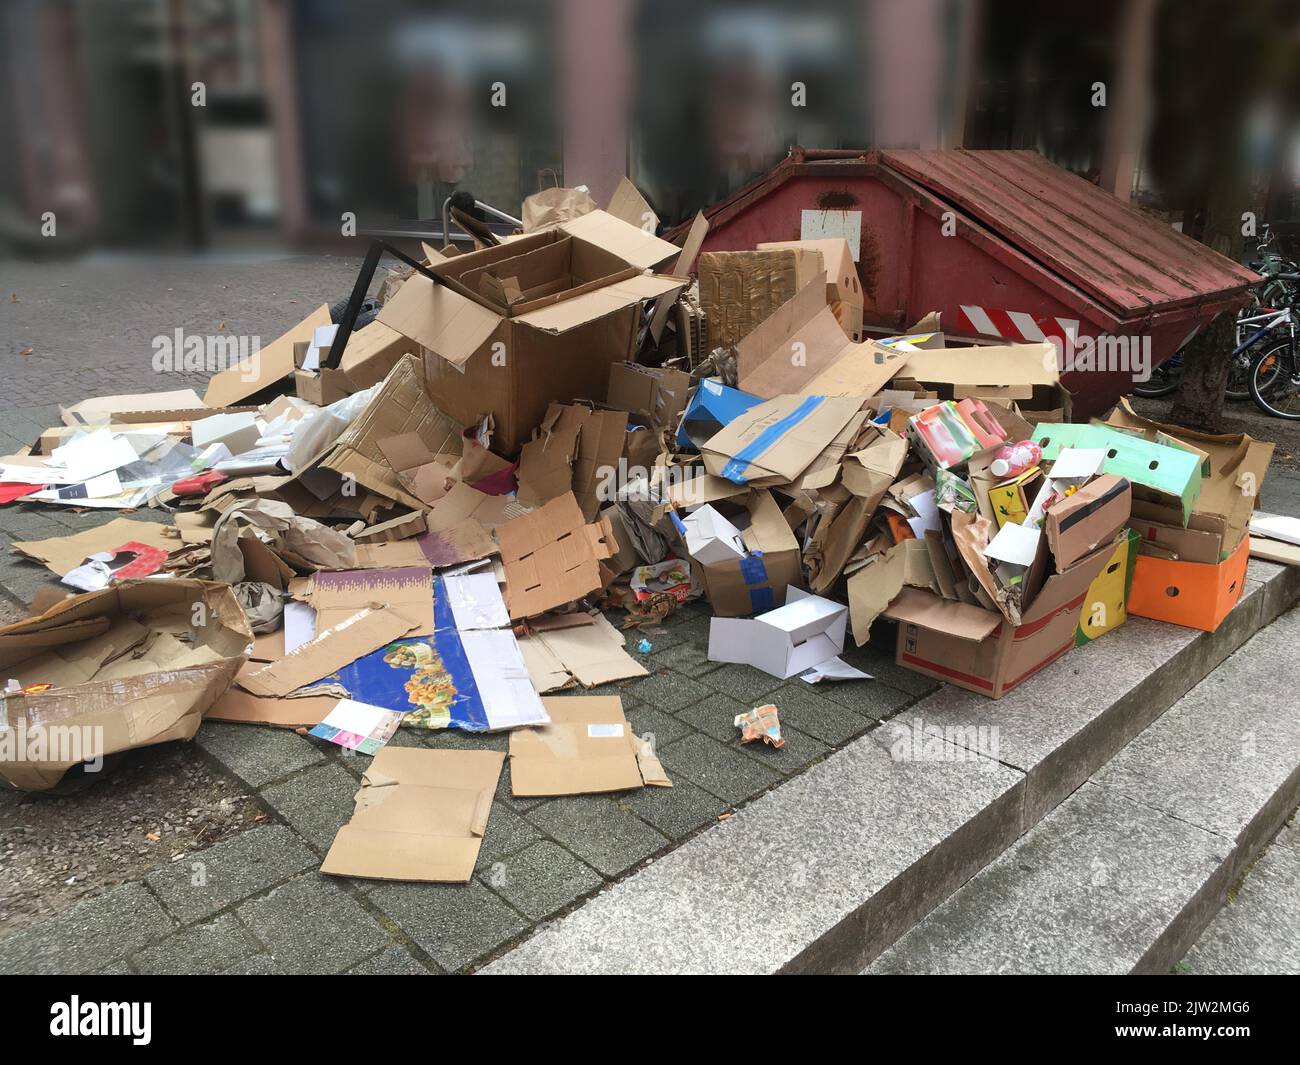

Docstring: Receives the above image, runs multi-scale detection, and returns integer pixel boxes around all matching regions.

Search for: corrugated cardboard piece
[13,518,176,578]
[1105,397,1273,557]
[496,492,616,620]
[1128,531,1251,633]
[238,605,422,698]
[735,279,902,399]
[693,488,802,616]
[321,747,504,883]
[319,353,464,509]
[700,393,864,487]
[699,248,826,349]
[204,304,333,407]
[518,612,648,690]
[509,696,670,797]
[0,580,251,791]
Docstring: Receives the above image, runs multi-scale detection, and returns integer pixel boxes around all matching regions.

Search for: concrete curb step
[866,602,1300,974]
[480,558,1300,974]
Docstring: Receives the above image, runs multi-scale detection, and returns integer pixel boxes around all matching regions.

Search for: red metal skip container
[671,148,1259,419]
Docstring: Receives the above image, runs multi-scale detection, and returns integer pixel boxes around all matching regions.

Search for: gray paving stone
[675,690,751,740]
[658,732,783,805]
[867,782,1223,975]
[810,673,915,719]
[696,662,784,704]
[218,952,284,975]
[844,644,941,697]
[734,723,832,775]
[624,703,695,748]
[0,882,175,974]
[525,795,668,877]
[481,841,604,920]
[619,777,730,839]
[130,913,261,975]
[194,721,324,788]
[482,728,1022,974]
[347,945,433,975]
[758,684,872,746]
[370,880,527,972]
[421,728,510,752]
[261,761,361,852]
[476,802,544,869]
[627,670,716,712]
[879,613,1208,825]
[236,873,392,975]
[145,824,316,924]
[643,641,722,677]
[627,626,681,652]
[1182,819,1300,974]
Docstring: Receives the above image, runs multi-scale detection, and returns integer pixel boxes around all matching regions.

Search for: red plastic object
[172,470,228,497]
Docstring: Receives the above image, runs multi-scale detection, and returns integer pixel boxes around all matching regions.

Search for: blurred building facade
[2,0,1297,254]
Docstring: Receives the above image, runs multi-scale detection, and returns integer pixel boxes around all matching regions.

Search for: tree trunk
[1168,312,1235,432]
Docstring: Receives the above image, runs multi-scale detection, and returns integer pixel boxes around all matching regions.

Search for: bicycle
[1133,300,1294,401]
[1246,306,1300,418]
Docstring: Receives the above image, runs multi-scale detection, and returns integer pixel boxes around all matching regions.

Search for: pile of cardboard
[0,177,1278,886]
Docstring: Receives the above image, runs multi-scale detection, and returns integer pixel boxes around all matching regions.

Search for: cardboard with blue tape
[699,393,865,488]
[684,488,802,616]
[677,379,763,451]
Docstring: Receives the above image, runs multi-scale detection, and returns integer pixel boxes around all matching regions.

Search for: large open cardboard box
[883,539,1116,699]
[378,215,684,453]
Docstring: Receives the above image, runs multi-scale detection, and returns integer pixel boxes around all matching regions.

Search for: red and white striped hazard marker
[957,305,1080,345]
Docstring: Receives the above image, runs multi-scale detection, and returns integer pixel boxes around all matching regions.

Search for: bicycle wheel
[1132,360,1181,398]
[1248,341,1300,419]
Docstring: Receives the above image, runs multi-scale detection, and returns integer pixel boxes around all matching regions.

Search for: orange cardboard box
[1127,533,1250,633]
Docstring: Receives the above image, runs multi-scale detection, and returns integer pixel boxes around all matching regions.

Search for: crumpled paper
[734,704,784,748]
[233,581,285,633]
[211,498,355,584]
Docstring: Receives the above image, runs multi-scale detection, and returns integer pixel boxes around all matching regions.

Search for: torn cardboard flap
[518,612,648,689]
[321,747,505,883]
[605,176,659,232]
[204,304,333,408]
[558,209,680,271]
[376,432,457,506]
[294,565,435,636]
[509,695,669,797]
[13,518,176,578]
[496,492,616,619]
[847,542,906,645]
[319,353,464,509]
[1044,473,1131,571]
[735,279,906,400]
[426,481,525,533]
[883,586,1003,641]
[0,580,251,791]
[238,605,421,698]
[516,404,581,510]
[205,661,338,728]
